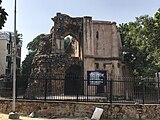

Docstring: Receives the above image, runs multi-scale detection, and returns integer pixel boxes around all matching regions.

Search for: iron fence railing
[0,75,160,104]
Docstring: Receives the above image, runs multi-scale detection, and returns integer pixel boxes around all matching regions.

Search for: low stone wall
[0,99,160,119]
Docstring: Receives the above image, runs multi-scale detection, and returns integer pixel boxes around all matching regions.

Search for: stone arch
[64,34,81,58]
[52,13,83,53]
[64,32,79,43]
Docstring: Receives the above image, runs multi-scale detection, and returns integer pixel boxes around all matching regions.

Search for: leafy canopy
[27,34,45,52]
[118,8,160,77]
[0,0,8,29]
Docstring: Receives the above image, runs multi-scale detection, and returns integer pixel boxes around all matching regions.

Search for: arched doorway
[64,65,83,95]
[64,34,82,58]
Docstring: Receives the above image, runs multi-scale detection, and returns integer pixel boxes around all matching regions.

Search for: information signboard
[87,71,106,86]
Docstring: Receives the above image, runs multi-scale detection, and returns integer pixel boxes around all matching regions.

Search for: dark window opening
[95,63,99,69]
[5,69,11,75]
[7,43,11,54]
[117,63,120,68]
[96,31,99,39]
[103,63,106,69]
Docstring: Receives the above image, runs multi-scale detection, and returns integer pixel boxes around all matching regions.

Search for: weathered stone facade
[0,100,160,119]
[26,13,131,98]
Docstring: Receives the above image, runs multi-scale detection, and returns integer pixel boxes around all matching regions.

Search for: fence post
[110,79,112,104]
[44,79,48,101]
[142,80,145,104]
[76,80,79,102]
[16,79,17,99]
[157,72,160,103]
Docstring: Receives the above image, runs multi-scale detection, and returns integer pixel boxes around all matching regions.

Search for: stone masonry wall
[0,100,160,119]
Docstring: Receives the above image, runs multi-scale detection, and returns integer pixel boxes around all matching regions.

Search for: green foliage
[0,0,8,29]
[22,52,35,76]
[118,9,160,77]
[21,52,36,88]
[64,36,73,53]
[27,34,45,52]
[16,31,23,44]
[21,34,45,87]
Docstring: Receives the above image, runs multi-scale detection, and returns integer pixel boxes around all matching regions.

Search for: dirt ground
[0,113,89,120]
[0,113,48,120]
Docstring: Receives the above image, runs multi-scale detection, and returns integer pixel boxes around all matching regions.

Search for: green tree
[0,0,8,29]
[118,9,160,77]
[22,34,45,73]
[27,34,45,52]
[21,34,46,88]
[21,52,35,88]
[64,36,74,54]
[16,31,23,44]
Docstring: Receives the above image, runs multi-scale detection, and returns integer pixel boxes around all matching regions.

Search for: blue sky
[2,0,160,61]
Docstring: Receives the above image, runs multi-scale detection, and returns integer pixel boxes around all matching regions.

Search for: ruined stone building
[26,13,131,98]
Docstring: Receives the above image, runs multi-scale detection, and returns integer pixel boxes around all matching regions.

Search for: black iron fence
[0,74,160,104]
